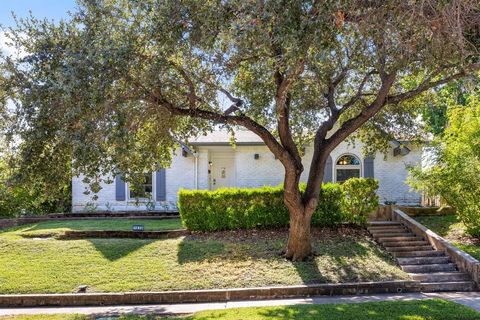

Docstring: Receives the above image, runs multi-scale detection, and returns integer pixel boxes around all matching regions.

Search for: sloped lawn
[1,299,480,320]
[0,223,407,293]
[415,215,480,260]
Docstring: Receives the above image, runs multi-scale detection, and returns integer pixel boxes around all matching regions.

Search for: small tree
[2,0,479,260]
[409,97,480,236]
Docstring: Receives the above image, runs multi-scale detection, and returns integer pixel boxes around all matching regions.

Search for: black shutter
[156,169,166,201]
[323,155,333,183]
[115,174,126,201]
[364,156,375,178]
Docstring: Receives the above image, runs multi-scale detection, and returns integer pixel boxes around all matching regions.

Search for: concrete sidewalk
[0,292,479,316]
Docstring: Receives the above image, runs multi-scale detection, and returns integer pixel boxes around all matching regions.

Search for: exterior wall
[72,149,195,212]
[72,140,422,212]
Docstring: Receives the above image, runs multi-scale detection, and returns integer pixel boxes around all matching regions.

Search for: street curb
[0,281,420,307]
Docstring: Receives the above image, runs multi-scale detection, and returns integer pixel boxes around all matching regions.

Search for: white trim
[334,153,362,183]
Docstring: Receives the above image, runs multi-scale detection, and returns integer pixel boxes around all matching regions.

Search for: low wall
[57,229,188,240]
[397,206,455,216]
[0,280,420,307]
[369,205,393,221]
[392,208,480,287]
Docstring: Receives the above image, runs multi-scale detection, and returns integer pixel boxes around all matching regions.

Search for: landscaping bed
[0,223,407,294]
[1,299,479,319]
[414,214,480,260]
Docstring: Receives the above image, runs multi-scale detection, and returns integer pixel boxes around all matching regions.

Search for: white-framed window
[128,173,153,199]
[335,154,361,183]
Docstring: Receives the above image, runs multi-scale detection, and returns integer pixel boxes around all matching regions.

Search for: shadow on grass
[176,232,384,285]
[185,299,480,320]
[86,238,157,261]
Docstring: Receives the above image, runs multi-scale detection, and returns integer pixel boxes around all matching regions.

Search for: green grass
[2,218,184,238]
[415,215,480,260]
[1,299,479,320]
[0,226,407,293]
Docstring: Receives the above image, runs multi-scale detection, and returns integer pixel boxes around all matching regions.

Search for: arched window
[335,154,361,183]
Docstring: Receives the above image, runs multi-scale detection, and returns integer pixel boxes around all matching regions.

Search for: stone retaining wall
[0,281,420,307]
[392,208,480,287]
[57,229,188,240]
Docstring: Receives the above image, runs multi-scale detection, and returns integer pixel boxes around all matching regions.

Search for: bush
[341,178,379,226]
[179,178,378,231]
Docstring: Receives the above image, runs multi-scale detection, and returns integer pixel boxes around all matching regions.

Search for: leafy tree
[409,97,480,236]
[2,0,480,259]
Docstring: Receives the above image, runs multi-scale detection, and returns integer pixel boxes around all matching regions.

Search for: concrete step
[372,232,415,238]
[368,225,406,230]
[397,256,450,265]
[377,236,422,242]
[385,245,433,252]
[382,240,431,247]
[368,228,407,234]
[401,263,457,273]
[393,250,445,258]
[410,272,471,282]
[368,221,402,227]
[419,281,475,292]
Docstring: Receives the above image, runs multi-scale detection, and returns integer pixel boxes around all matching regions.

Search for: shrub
[179,178,378,231]
[311,183,344,227]
[408,102,480,236]
[341,178,379,226]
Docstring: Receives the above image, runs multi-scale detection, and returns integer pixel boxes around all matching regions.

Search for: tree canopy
[1,0,480,259]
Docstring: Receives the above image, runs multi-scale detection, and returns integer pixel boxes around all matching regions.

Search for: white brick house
[72,130,422,212]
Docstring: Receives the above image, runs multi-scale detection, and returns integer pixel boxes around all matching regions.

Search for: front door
[211,156,234,190]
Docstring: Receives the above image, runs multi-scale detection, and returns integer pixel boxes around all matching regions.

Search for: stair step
[368,221,402,226]
[410,272,471,282]
[419,281,475,292]
[377,236,422,242]
[372,232,415,238]
[368,225,406,230]
[385,245,433,252]
[397,256,450,265]
[368,228,407,234]
[382,240,431,247]
[393,250,445,258]
[402,263,457,273]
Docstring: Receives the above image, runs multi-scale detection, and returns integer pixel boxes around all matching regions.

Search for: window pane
[337,155,360,165]
[336,169,360,182]
[130,173,153,198]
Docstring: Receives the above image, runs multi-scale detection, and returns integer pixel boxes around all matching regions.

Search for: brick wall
[72,140,422,212]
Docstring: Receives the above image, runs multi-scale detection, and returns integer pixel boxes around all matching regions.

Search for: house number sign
[132,225,144,231]
[221,167,226,178]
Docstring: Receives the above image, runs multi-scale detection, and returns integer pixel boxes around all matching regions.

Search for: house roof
[189,129,264,146]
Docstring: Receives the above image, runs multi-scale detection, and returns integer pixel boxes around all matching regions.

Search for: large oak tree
[2,0,479,260]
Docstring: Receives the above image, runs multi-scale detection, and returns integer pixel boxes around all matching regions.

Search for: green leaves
[408,96,480,236]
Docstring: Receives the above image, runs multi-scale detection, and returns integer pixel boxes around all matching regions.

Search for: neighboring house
[71,130,422,212]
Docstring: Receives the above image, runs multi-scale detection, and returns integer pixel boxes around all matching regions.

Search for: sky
[0,0,76,27]
[0,0,76,56]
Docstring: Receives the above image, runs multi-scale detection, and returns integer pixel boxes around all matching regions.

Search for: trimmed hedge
[179,178,378,231]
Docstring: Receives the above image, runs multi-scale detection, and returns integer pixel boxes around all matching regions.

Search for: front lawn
[1,299,479,319]
[2,218,184,238]
[0,226,407,293]
[415,215,480,260]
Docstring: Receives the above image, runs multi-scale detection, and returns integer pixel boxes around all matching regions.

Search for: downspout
[194,152,199,189]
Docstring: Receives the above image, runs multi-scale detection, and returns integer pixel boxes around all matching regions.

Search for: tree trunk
[285,207,313,261]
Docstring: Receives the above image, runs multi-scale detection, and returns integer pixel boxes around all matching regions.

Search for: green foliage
[408,98,480,236]
[1,0,477,191]
[0,157,71,217]
[179,178,378,231]
[341,178,379,226]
